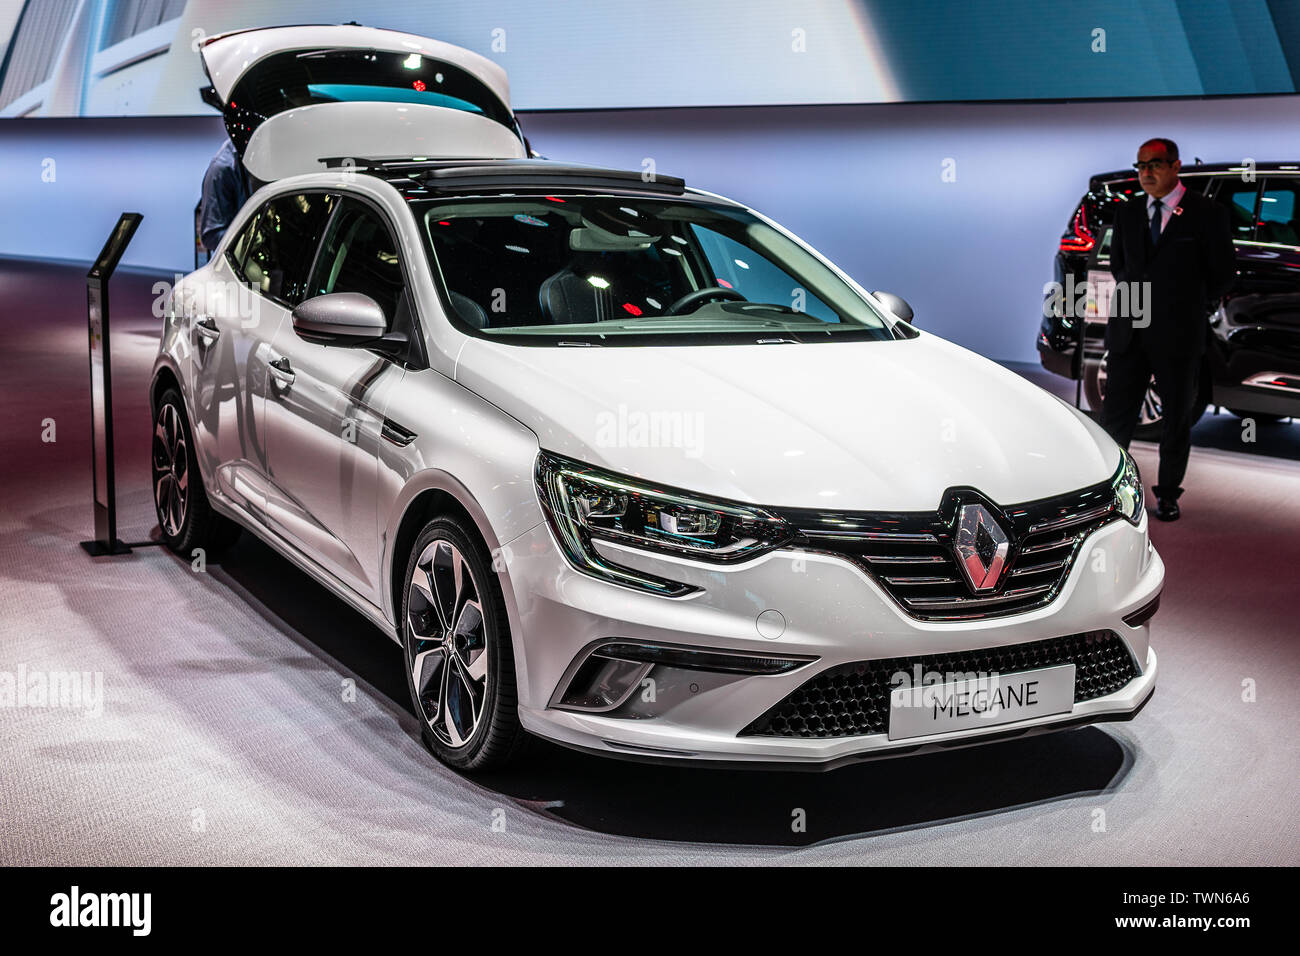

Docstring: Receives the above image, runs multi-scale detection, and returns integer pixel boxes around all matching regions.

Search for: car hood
[454,333,1121,511]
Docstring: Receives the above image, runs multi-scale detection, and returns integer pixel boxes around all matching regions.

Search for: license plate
[887,663,1076,741]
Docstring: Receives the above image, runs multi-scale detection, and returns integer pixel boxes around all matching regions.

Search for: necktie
[1149,198,1163,244]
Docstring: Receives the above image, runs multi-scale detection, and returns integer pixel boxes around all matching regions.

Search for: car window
[1090,226,1113,268]
[416,196,893,344]
[1256,179,1300,246]
[234,192,337,305]
[1210,178,1259,241]
[224,50,518,155]
[223,208,261,278]
[691,224,839,322]
[307,199,406,323]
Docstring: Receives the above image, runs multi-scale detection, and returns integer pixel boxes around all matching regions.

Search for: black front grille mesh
[741,629,1138,738]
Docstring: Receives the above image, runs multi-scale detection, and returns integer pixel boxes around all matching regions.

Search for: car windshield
[413,195,898,345]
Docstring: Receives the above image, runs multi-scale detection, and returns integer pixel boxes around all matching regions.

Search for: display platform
[0,256,1295,865]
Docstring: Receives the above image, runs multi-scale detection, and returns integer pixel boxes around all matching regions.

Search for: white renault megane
[152,25,1161,770]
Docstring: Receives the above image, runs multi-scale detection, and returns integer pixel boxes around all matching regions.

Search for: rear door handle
[194,316,220,344]
[268,356,295,392]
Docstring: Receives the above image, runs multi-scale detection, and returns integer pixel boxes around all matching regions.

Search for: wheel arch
[382,472,536,692]
[389,486,478,626]
[149,358,184,413]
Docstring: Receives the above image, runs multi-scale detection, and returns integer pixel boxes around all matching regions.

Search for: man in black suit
[1100,138,1236,521]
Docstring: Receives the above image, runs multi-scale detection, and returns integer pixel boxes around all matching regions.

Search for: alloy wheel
[406,539,490,749]
[152,403,189,538]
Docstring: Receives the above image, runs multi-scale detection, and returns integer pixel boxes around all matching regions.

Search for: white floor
[1,259,1296,864]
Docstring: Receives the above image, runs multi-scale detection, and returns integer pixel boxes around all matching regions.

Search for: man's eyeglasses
[1133,159,1172,173]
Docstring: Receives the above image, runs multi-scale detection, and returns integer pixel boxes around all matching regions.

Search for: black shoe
[1154,498,1180,522]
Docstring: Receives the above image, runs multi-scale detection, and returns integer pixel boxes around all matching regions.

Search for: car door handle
[268,357,295,391]
[194,317,220,343]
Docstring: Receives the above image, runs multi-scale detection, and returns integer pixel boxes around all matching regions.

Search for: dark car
[1038,162,1300,437]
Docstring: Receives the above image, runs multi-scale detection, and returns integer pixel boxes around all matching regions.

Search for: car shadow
[207,530,1134,848]
[483,727,1129,847]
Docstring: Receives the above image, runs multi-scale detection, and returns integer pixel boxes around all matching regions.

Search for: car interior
[425,207,692,328]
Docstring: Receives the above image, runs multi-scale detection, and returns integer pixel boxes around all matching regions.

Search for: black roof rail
[318,157,687,194]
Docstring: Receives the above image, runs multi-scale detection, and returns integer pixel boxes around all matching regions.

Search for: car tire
[400,515,529,772]
[152,388,241,557]
[1084,352,1209,442]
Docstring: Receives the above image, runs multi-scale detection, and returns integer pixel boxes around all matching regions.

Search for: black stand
[80,213,143,557]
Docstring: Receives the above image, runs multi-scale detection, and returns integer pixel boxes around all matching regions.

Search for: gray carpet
[1,257,1296,865]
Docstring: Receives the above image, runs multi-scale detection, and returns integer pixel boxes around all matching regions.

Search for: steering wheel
[665,286,746,315]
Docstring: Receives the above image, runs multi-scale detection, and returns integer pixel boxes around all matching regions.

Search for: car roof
[314,156,739,204]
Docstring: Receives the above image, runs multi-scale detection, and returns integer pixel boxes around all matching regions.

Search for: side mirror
[873,290,915,325]
[291,292,389,346]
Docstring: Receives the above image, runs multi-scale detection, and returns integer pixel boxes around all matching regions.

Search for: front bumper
[501,510,1162,768]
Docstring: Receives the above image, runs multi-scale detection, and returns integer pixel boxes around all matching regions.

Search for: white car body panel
[156,166,1162,766]
[201,25,512,107]
[455,333,1119,511]
[241,102,526,181]
[200,25,523,181]
[152,33,1160,766]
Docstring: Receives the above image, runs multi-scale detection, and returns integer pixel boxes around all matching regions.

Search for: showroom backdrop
[2,94,1299,362]
[4,0,1299,115]
[3,0,1300,362]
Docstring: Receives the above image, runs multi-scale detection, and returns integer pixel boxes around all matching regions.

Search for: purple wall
[3,94,1299,362]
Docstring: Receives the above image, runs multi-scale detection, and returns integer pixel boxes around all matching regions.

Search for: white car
[152,25,1161,770]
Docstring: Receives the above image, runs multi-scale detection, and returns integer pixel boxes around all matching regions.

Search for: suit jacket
[199,139,251,254]
[1105,185,1236,357]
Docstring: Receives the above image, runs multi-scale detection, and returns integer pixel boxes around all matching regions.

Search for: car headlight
[535,452,796,596]
[1112,450,1144,525]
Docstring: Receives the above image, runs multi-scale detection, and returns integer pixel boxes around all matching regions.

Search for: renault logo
[954,503,1010,592]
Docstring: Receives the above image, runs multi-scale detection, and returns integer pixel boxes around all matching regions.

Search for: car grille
[773,475,1121,621]
[741,629,1138,738]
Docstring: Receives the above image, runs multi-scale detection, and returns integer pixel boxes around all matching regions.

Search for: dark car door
[1210,175,1300,412]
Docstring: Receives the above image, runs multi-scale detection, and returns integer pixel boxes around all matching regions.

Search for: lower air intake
[741,629,1138,738]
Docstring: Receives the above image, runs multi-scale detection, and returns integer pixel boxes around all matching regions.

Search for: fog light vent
[552,640,816,714]
[1122,592,1161,628]
[557,655,650,712]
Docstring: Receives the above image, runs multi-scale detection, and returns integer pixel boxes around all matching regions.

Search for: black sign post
[80,213,143,557]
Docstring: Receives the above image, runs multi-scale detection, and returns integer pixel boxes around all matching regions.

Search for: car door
[189,193,334,517]
[262,197,411,603]
[1215,176,1300,404]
